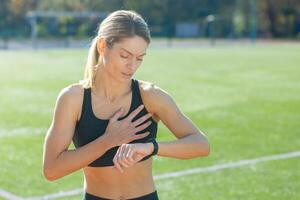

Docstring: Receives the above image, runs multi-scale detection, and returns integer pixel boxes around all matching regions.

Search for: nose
[127,59,138,71]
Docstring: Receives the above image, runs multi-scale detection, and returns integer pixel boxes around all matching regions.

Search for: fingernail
[140,105,144,108]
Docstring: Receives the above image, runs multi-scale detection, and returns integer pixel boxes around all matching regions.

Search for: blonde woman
[43,10,210,200]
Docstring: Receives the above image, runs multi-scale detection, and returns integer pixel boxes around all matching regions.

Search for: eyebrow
[121,48,146,57]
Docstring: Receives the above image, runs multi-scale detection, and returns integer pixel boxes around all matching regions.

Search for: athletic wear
[73,79,158,167]
[84,190,159,200]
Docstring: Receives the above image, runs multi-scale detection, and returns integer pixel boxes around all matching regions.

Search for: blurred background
[0,1,300,200]
[0,0,299,49]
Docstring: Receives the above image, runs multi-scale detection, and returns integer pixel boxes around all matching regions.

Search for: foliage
[0,0,299,39]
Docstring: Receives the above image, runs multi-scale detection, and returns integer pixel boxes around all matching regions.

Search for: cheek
[104,54,123,68]
[111,59,128,75]
[115,58,128,70]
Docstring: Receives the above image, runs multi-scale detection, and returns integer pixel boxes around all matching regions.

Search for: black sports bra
[72,79,158,167]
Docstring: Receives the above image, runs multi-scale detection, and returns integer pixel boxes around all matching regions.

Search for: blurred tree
[259,0,299,37]
[0,0,299,39]
[38,0,85,11]
[0,0,38,41]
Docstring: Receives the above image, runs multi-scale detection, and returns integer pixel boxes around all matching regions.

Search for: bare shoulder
[58,83,84,102]
[138,80,170,100]
[138,80,174,122]
[56,83,84,121]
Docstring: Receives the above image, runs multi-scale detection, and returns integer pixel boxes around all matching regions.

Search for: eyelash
[120,55,128,59]
[120,55,143,61]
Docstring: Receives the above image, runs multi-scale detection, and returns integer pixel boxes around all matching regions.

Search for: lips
[122,72,132,77]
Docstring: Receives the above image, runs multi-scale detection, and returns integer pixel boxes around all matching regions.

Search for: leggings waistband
[84,190,159,200]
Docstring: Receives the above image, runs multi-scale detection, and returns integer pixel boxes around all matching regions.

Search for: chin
[116,76,131,83]
[120,73,133,81]
[122,77,132,82]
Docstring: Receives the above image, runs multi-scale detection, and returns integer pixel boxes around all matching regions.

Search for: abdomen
[83,158,156,199]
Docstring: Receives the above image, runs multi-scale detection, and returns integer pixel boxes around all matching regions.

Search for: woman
[43,10,210,200]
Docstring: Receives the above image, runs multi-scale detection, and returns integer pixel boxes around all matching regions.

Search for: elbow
[43,164,59,182]
[201,141,210,157]
[196,138,210,157]
[181,140,210,160]
[181,135,210,160]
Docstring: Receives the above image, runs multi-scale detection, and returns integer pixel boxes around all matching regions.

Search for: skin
[43,35,210,199]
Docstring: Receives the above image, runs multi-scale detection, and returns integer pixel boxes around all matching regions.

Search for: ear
[96,38,107,56]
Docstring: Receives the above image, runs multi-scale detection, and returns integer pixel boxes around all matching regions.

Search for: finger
[116,155,124,173]
[120,145,132,167]
[110,107,124,122]
[119,158,131,168]
[113,147,124,173]
[122,144,131,160]
[118,144,131,168]
[113,149,122,172]
[113,156,123,173]
[123,145,135,165]
[113,156,122,172]
[132,131,150,141]
[132,113,152,127]
[126,105,144,121]
[134,121,152,133]
[118,147,131,168]
[126,147,136,163]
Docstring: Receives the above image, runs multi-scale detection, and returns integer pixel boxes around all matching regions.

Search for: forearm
[156,133,210,159]
[44,135,112,181]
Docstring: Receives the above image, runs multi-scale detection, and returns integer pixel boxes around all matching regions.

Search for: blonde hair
[82,10,151,88]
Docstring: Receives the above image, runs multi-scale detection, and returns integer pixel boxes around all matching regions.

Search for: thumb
[111,107,124,121]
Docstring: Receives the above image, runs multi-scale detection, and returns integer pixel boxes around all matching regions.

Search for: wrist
[99,134,114,150]
[148,139,158,156]
[147,142,154,155]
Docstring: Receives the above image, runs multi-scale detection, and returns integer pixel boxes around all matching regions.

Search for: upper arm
[140,82,203,139]
[43,85,83,167]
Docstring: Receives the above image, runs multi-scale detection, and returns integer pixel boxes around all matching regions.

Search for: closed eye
[121,54,143,61]
[120,55,129,59]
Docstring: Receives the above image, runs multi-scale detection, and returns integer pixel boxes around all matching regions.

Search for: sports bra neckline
[88,79,135,122]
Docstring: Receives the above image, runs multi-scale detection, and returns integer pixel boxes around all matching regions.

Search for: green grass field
[0,43,299,200]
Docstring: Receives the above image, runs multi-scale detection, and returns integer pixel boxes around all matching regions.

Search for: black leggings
[84,190,159,200]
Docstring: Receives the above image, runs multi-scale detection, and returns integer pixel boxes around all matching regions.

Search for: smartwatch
[148,138,159,156]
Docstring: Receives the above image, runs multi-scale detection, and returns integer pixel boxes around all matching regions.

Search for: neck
[93,68,131,103]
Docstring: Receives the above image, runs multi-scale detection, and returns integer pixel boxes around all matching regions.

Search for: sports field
[0,43,299,200]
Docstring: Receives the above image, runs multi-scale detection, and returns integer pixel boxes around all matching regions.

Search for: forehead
[113,36,148,55]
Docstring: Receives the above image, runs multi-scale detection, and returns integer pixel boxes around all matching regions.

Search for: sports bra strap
[132,79,143,104]
[80,88,92,121]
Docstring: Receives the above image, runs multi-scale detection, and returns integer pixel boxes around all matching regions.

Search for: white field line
[0,128,46,137]
[24,189,83,200]
[0,189,23,200]
[154,150,300,180]
[1,150,300,200]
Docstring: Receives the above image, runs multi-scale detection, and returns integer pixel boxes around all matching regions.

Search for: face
[99,35,148,82]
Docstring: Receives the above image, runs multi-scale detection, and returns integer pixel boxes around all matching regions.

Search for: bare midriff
[83,158,156,199]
